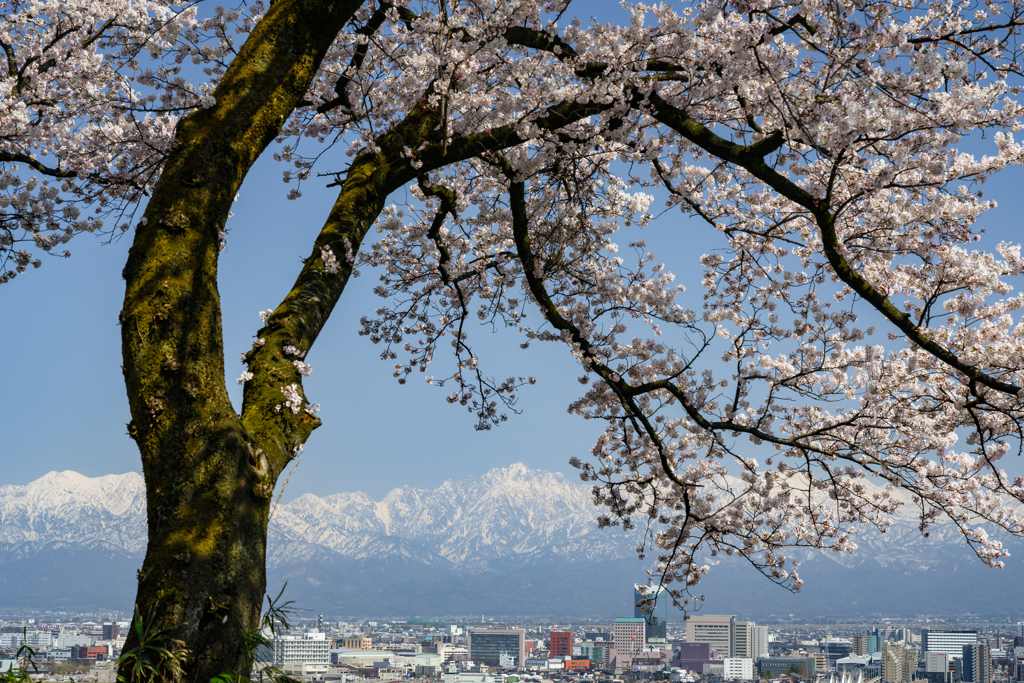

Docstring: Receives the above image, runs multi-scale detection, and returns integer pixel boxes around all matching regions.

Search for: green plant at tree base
[117,604,188,683]
[1,585,300,683]
[209,584,302,683]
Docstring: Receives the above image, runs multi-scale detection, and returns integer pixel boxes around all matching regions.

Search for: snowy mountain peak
[0,470,145,515]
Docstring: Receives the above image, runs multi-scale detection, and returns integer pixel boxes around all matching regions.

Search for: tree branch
[646,92,1021,398]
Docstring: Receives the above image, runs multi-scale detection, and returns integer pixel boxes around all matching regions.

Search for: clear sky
[3,1,1024,508]
[1,147,625,501]
[0,0,659,503]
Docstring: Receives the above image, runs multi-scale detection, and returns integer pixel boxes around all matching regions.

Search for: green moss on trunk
[118,0,362,680]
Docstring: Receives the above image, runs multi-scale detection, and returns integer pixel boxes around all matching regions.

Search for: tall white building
[752,626,770,660]
[272,630,331,667]
[1016,623,1024,639]
[685,615,735,658]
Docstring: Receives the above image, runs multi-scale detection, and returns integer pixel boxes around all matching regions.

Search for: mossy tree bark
[117,1,611,677]
[117,0,363,680]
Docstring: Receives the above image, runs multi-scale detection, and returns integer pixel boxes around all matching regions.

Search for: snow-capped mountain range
[2,464,1023,617]
[267,463,638,571]
[0,464,637,570]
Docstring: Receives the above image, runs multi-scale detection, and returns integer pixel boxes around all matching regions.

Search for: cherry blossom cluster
[0,0,271,282]
[350,0,1024,606]
[277,383,319,416]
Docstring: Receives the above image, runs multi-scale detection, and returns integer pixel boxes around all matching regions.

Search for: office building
[71,646,109,660]
[925,652,949,673]
[579,642,608,666]
[921,651,950,683]
[613,618,646,666]
[854,631,885,657]
[634,581,669,642]
[824,638,853,668]
[922,630,978,660]
[963,644,992,683]
[686,615,735,658]
[869,630,886,656]
[468,628,526,668]
[550,632,573,659]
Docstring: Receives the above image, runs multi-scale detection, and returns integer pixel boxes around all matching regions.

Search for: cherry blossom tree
[6,0,1024,679]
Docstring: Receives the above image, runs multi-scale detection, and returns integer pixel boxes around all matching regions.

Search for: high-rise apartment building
[550,632,573,659]
[468,628,526,667]
[685,615,735,658]
[613,618,646,666]
[854,636,869,656]
[634,581,669,642]
[922,630,979,660]
[883,642,918,683]
[751,626,769,660]
[963,644,992,683]
[733,621,752,659]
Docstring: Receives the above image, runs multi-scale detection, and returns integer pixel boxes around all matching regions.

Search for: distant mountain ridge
[2,465,1023,617]
[267,463,637,571]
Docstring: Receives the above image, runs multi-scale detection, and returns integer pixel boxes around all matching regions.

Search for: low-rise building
[757,656,817,679]
[723,658,754,680]
[338,637,372,650]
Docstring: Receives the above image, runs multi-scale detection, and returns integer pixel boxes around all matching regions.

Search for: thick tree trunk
[115,1,610,676]
[117,0,361,680]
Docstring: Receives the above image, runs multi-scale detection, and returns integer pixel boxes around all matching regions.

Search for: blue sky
[4,0,1024,509]
[1,148,624,500]
[0,0,677,502]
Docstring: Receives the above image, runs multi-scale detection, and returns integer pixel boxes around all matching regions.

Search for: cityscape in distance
[2,587,1024,683]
